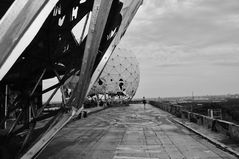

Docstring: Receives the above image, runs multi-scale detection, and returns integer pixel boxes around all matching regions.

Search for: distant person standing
[142,97,146,109]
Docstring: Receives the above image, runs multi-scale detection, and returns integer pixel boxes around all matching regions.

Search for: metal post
[96,94,100,107]
[4,84,8,129]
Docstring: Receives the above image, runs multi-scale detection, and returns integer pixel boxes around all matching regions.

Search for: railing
[149,101,239,140]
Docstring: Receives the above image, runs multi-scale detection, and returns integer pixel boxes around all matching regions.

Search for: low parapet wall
[149,101,239,140]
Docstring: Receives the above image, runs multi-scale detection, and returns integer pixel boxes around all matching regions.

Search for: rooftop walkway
[38,104,237,159]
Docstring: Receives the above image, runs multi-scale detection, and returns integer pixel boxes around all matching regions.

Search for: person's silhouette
[142,97,146,109]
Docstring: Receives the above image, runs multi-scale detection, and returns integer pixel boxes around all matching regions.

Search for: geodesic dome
[89,48,140,99]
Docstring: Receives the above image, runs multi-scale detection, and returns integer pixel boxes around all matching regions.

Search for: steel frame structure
[0,0,143,158]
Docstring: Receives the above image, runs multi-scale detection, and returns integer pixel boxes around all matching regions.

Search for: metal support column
[68,0,113,114]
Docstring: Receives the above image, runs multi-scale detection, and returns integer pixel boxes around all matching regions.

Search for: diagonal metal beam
[21,1,114,157]
[21,111,73,159]
[87,0,144,96]
[68,0,113,112]
[0,0,59,80]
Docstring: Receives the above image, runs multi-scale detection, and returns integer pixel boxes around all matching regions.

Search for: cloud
[118,0,239,98]
[121,0,239,64]
[213,62,239,67]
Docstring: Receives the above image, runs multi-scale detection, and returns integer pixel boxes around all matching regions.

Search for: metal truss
[0,0,143,158]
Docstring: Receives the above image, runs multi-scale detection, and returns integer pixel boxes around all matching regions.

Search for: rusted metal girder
[0,0,59,80]
[68,0,113,112]
[0,0,143,158]
[21,0,113,158]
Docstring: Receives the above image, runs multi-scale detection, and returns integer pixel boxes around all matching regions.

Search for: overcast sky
[118,0,239,98]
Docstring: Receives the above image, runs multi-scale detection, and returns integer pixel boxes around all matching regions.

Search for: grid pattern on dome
[90,48,140,99]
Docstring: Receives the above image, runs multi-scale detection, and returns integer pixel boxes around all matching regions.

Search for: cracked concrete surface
[38,104,237,159]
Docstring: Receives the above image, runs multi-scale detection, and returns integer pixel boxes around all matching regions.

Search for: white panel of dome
[89,47,140,100]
